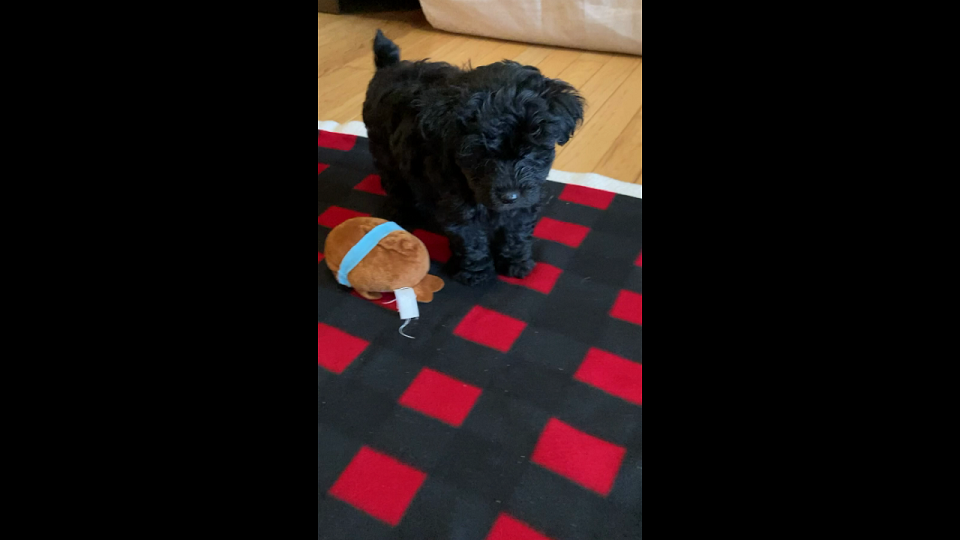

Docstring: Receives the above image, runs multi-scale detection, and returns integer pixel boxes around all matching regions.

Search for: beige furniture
[419,0,642,56]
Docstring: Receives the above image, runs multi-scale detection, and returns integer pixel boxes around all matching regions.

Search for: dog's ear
[542,79,585,146]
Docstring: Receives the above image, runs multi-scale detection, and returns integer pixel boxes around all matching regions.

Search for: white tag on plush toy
[395,287,419,321]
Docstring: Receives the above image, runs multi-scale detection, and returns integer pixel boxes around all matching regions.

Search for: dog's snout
[499,191,520,204]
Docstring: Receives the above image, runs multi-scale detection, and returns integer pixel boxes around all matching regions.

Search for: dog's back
[363,31,460,132]
[362,31,461,206]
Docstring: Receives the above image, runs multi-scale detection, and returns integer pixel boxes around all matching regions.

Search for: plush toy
[324,217,445,304]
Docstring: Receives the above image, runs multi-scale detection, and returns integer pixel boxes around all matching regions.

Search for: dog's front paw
[453,267,496,286]
[497,258,535,279]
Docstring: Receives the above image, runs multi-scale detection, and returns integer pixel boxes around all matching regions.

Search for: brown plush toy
[324,217,445,303]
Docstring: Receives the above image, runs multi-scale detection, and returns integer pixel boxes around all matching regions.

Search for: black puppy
[363,30,584,285]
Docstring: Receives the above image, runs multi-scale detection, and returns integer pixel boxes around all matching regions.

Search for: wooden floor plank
[553,62,643,175]
[436,36,504,69]
[511,45,554,67]
[576,56,640,124]
[474,42,531,67]
[536,49,584,79]
[553,52,610,90]
[318,12,425,77]
[595,107,643,184]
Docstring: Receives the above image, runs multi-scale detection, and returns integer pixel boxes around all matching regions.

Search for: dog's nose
[500,191,520,204]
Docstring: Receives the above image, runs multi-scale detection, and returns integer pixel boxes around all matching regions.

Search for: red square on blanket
[453,306,527,353]
[318,206,370,229]
[318,131,357,151]
[575,348,643,406]
[328,447,427,526]
[559,184,616,210]
[317,323,368,374]
[610,290,643,326]
[354,174,387,195]
[499,263,563,295]
[531,419,627,496]
[399,368,482,427]
[533,218,590,248]
[486,513,554,540]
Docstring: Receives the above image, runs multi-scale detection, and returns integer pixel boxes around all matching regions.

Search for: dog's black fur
[363,30,584,285]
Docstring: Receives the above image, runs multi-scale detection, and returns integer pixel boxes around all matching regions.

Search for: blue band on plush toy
[337,222,404,287]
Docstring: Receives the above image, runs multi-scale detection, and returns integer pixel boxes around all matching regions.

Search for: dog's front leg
[494,210,537,279]
[445,223,496,286]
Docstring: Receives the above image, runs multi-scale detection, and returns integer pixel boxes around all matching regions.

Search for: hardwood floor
[317,10,643,184]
